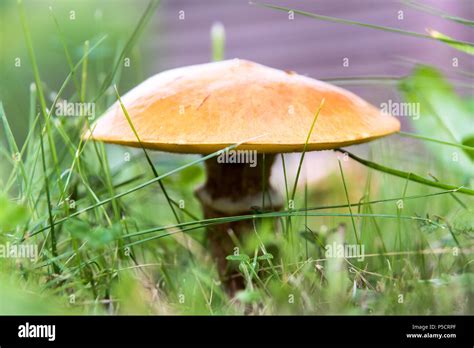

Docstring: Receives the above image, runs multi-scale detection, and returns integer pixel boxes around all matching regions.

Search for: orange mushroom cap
[85,59,400,153]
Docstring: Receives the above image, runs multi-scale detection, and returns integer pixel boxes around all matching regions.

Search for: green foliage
[399,65,474,178]
[0,275,71,315]
[428,29,474,55]
[0,195,28,232]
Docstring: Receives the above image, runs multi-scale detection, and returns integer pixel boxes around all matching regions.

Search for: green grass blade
[81,40,90,101]
[49,6,81,92]
[94,0,161,101]
[0,103,28,193]
[337,159,360,244]
[114,85,182,224]
[251,2,474,47]
[18,0,68,198]
[26,140,254,238]
[38,116,59,274]
[428,29,474,55]
[120,190,453,240]
[211,22,225,61]
[398,131,474,153]
[121,212,444,248]
[322,76,400,86]
[338,149,474,195]
[17,0,48,117]
[401,0,474,27]
[291,99,325,201]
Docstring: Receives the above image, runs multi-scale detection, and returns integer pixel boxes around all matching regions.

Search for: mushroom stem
[196,154,282,296]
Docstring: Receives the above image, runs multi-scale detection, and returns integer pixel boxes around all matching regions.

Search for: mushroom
[86,59,400,295]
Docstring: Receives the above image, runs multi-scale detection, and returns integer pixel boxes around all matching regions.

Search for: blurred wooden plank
[143,0,473,104]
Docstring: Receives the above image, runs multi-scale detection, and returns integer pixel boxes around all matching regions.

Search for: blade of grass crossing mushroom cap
[114,87,198,264]
[78,39,124,221]
[337,149,474,195]
[113,86,200,223]
[286,99,324,240]
[71,125,117,228]
[25,138,264,239]
[291,99,325,201]
[251,2,474,47]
